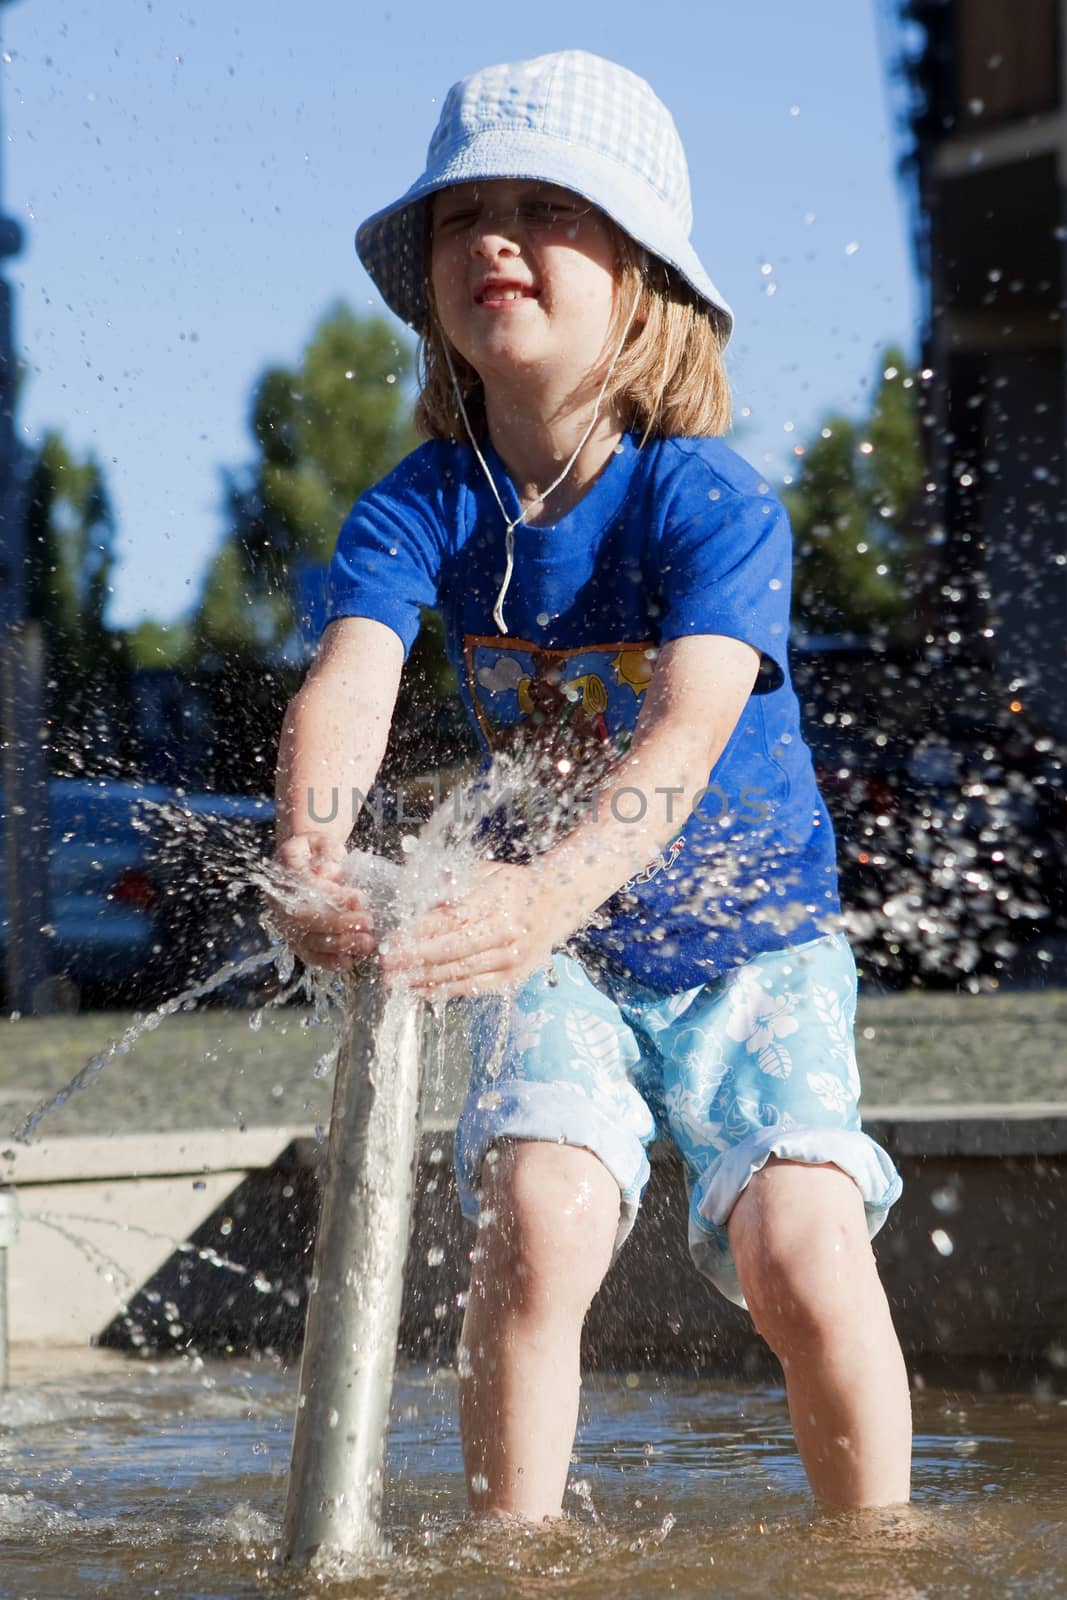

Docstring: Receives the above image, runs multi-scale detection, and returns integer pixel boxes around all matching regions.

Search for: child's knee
[729,1160,879,1352]
[474,1140,619,1317]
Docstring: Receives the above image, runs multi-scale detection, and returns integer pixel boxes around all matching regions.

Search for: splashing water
[12,748,755,1149]
[3,1350,1066,1598]
[14,944,288,1144]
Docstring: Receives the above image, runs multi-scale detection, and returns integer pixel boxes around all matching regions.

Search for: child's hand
[379,861,571,999]
[270,834,376,971]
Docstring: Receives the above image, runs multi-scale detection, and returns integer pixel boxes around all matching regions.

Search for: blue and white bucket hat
[356,50,733,343]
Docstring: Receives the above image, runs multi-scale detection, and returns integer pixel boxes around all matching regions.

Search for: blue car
[0,778,275,1009]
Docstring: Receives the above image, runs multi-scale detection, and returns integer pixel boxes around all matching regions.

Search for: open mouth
[475,282,540,305]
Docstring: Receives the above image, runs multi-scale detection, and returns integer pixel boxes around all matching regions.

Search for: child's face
[430,179,620,403]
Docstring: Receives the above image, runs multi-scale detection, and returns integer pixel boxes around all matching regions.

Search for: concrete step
[5,1112,1063,1390]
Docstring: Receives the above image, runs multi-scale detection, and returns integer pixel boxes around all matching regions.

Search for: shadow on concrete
[99,1123,1067,1392]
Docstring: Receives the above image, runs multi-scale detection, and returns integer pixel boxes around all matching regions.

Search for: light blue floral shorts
[455,932,902,1307]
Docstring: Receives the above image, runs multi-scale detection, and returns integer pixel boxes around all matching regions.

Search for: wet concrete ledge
[69,1106,1067,1394]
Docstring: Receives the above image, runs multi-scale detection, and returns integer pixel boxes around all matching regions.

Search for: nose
[472,220,520,262]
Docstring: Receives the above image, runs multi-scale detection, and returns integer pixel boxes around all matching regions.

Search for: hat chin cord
[442,285,643,634]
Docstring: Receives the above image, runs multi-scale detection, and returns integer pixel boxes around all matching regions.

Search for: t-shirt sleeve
[325,450,444,657]
[656,476,792,692]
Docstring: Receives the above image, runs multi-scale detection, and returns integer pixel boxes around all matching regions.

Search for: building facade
[891,0,1067,737]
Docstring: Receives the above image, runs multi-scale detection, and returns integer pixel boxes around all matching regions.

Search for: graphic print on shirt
[463,633,685,882]
[464,634,652,758]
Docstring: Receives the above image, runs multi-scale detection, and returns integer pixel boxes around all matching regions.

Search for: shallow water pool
[0,1348,1064,1598]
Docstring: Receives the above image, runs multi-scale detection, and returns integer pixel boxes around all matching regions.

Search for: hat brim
[355,128,733,343]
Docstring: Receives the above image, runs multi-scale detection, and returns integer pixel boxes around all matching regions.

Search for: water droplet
[845,241,860,255]
[327,1407,340,1429]
[536,611,550,627]
[931,1228,954,1256]
[932,1185,961,1215]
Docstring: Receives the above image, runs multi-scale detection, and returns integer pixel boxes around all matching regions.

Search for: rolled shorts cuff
[688,1125,904,1309]
[454,1078,651,1255]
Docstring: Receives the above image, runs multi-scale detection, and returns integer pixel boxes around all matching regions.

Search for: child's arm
[273,616,404,969]
[381,633,759,996]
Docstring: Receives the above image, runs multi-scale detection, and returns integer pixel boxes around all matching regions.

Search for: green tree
[195,305,417,664]
[26,432,118,663]
[865,347,924,526]
[785,345,923,636]
[125,617,194,670]
[24,432,131,764]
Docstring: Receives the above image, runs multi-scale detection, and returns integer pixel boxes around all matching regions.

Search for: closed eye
[435,208,480,232]
[433,199,593,234]
[519,199,590,227]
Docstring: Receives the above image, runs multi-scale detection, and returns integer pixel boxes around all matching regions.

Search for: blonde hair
[415,224,732,443]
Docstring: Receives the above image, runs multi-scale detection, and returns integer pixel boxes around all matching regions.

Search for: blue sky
[5,0,918,627]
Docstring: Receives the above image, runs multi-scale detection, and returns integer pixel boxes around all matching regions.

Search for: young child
[275,49,911,1520]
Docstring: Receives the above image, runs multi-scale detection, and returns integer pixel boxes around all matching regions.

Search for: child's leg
[459,1138,621,1521]
[727,1156,911,1507]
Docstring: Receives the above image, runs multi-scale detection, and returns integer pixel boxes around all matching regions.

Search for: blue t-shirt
[326,432,840,989]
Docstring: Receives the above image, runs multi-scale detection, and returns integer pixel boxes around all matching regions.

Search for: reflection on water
[0,1348,1063,1598]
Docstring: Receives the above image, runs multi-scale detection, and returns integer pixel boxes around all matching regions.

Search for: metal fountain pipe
[282,964,426,1568]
